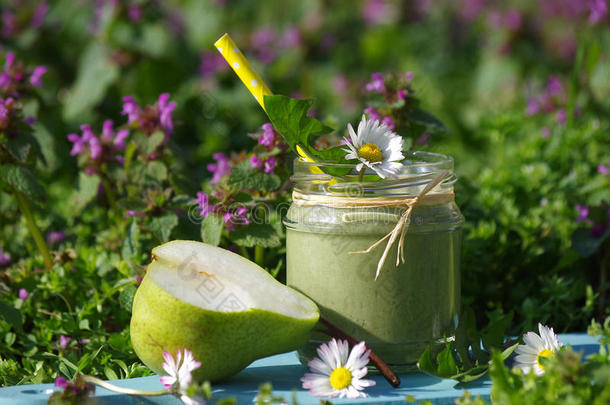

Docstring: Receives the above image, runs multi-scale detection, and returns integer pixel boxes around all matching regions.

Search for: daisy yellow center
[536,349,554,370]
[329,367,352,390]
[357,143,383,163]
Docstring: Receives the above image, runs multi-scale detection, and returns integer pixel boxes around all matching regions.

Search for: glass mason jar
[283,151,464,372]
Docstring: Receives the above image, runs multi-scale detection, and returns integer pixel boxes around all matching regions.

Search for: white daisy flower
[513,323,563,376]
[160,349,203,405]
[301,338,376,399]
[342,114,404,179]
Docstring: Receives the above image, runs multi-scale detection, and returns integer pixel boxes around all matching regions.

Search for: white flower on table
[342,114,404,179]
[301,338,376,399]
[160,349,203,405]
[514,323,563,376]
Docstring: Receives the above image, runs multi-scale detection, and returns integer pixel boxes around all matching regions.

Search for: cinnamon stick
[319,317,401,388]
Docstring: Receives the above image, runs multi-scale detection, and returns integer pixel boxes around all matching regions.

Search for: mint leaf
[228,162,281,191]
[0,164,45,201]
[201,214,223,246]
[63,43,119,122]
[121,218,141,262]
[71,172,100,212]
[264,95,353,176]
[264,95,333,155]
[119,285,137,313]
[149,213,178,242]
[5,132,42,164]
[133,131,165,156]
[231,223,280,248]
[0,301,23,331]
[145,161,168,182]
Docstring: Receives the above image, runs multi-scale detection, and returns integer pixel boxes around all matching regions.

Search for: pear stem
[81,375,169,396]
[319,317,401,388]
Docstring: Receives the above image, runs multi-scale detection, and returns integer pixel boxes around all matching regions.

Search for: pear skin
[130,241,319,382]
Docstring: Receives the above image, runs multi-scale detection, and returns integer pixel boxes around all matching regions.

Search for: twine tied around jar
[291,170,453,280]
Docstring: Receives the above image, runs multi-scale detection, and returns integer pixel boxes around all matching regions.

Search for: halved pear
[130,240,319,382]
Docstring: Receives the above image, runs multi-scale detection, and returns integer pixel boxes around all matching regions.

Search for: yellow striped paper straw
[214,33,327,177]
[214,33,272,111]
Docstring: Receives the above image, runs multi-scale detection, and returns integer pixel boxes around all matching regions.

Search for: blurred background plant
[0,0,609,385]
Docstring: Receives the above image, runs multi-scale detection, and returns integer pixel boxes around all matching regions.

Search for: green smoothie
[285,203,462,369]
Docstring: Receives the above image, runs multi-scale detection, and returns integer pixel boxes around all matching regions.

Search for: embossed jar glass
[283,151,464,372]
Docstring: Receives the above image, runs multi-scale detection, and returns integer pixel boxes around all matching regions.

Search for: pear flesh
[130,240,319,382]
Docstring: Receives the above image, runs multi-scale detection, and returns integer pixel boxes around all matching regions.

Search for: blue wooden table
[0,334,599,405]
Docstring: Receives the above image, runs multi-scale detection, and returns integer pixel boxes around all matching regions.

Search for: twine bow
[348,170,451,280]
[291,170,453,280]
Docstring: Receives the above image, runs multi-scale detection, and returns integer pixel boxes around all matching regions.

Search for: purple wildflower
[114,129,129,149]
[459,0,486,21]
[199,52,227,78]
[2,10,15,38]
[157,93,176,134]
[589,0,608,23]
[31,2,49,28]
[0,248,10,267]
[365,72,385,93]
[121,96,140,124]
[0,98,12,129]
[556,108,567,125]
[503,9,523,31]
[124,210,141,218]
[364,107,381,122]
[279,25,301,48]
[128,3,142,21]
[224,206,250,231]
[576,205,589,222]
[18,288,29,301]
[259,123,275,146]
[547,76,563,96]
[54,377,68,388]
[405,72,414,80]
[59,335,71,350]
[362,0,397,25]
[67,133,86,156]
[526,98,540,116]
[46,230,66,246]
[196,192,213,218]
[249,155,263,169]
[264,157,276,174]
[382,116,395,130]
[29,66,47,88]
[598,164,610,175]
[397,90,407,100]
[332,75,348,94]
[100,120,114,142]
[251,26,277,63]
[541,127,551,139]
[121,93,176,136]
[207,152,231,184]
[89,136,102,159]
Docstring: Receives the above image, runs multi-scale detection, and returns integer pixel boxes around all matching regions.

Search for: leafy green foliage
[201,214,223,246]
[0,164,45,201]
[228,162,281,191]
[231,223,281,248]
[418,309,518,382]
[264,95,334,158]
[458,319,610,405]
[264,95,352,176]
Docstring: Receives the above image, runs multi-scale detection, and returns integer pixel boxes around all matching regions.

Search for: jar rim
[292,151,457,196]
[294,150,454,173]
